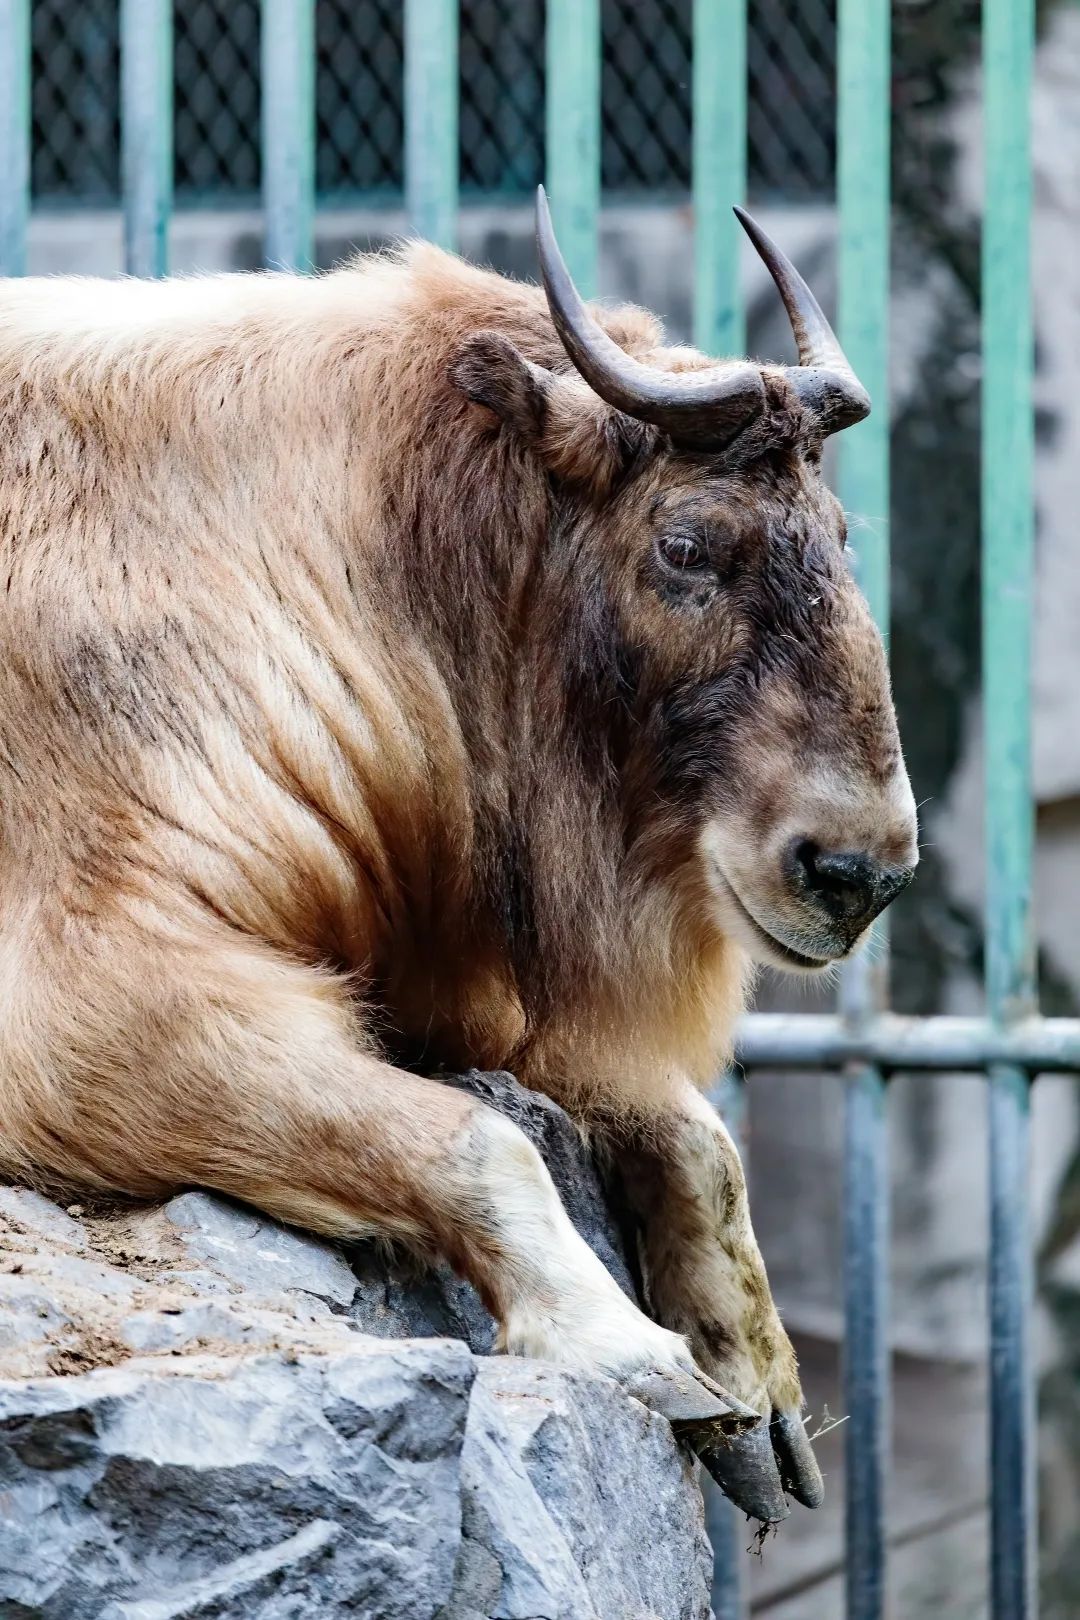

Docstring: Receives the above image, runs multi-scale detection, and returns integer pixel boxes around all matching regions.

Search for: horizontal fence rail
[736,1014,1080,1074]
[0,2,1054,1617]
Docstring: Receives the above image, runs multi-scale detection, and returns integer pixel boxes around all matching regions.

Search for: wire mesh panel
[602,0,693,194]
[317,0,402,200]
[31,0,118,202]
[460,0,543,193]
[603,0,835,198]
[174,0,260,198]
[748,0,834,196]
[26,0,838,206]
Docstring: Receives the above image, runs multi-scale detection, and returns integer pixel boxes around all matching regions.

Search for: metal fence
[25,0,836,207]
[0,1,1063,1618]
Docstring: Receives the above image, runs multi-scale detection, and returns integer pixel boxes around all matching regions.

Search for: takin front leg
[613,1081,823,1522]
[1,928,749,1429]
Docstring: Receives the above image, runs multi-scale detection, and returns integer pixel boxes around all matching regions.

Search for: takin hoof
[696,1406,825,1524]
[697,1418,790,1525]
[627,1365,761,1434]
[770,1407,825,1509]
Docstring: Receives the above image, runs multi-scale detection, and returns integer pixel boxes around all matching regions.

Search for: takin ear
[448,328,655,494]
[449,329,554,443]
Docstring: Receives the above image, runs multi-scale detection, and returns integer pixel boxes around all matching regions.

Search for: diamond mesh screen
[31,0,119,203]
[174,0,261,197]
[29,0,837,206]
[317,1,403,198]
[460,0,545,193]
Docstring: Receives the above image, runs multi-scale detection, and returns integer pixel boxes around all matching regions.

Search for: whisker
[844,508,888,540]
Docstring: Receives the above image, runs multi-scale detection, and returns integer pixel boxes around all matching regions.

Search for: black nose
[788,840,914,933]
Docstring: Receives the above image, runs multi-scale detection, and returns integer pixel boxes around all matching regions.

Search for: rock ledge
[0,1074,711,1620]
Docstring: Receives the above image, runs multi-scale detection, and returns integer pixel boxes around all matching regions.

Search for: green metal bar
[988,1067,1034,1619]
[404,0,458,250]
[735,1013,1080,1073]
[837,1,891,631]
[704,1068,747,1619]
[692,0,746,356]
[262,0,315,271]
[0,0,30,278]
[696,15,748,1608]
[702,1476,743,1620]
[983,1,1036,1615]
[983,10,1035,1026]
[842,1063,889,1620]
[836,3,891,1615]
[545,0,600,296]
[120,0,172,279]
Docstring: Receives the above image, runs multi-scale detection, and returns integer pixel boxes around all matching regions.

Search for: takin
[0,191,917,1522]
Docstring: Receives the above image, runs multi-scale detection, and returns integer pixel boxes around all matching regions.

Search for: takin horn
[534,184,869,447]
[732,205,870,436]
[535,184,765,448]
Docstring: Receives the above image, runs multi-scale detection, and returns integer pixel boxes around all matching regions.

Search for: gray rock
[162,1191,358,1308]
[0,1071,711,1618]
[445,1374,596,1620]
[27,1250,139,1302]
[477,1359,712,1620]
[0,1279,73,1356]
[120,1301,280,1354]
[97,1521,344,1620]
[0,1187,89,1251]
[0,1345,710,1620]
[0,1342,475,1620]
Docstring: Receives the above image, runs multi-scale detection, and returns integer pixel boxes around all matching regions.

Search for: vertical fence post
[120,0,172,279]
[692,0,746,357]
[840,1063,890,1619]
[704,1070,748,1620]
[404,0,458,250]
[982,2,1036,1616]
[262,0,315,271]
[545,0,600,297]
[0,0,30,278]
[837,2,892,1616]
[695,6,749,1612]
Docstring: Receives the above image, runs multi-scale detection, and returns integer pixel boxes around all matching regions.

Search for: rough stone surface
[0,1071,711,1619]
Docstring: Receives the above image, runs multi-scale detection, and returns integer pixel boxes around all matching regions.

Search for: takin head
[450,191,917,974]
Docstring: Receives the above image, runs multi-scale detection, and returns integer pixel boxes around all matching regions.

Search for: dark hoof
[770,1408,824,1509]
[698,1418,790,1525]
[628,1367,759,1433]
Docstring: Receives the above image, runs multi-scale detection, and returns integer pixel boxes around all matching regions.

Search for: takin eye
[657,532,707,571]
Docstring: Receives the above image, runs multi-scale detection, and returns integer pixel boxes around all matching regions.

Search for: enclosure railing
[0,0,1054,1615]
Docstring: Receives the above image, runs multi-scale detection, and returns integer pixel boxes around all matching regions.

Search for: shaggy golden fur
[0,244,915,1429]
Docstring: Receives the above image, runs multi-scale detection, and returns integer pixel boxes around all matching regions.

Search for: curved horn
[733,206,870,435]
[536,186,765,447]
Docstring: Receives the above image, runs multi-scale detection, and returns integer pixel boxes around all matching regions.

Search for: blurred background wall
[18,2,1080,1612]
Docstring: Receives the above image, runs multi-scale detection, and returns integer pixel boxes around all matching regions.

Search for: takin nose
[786,840,914,935]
